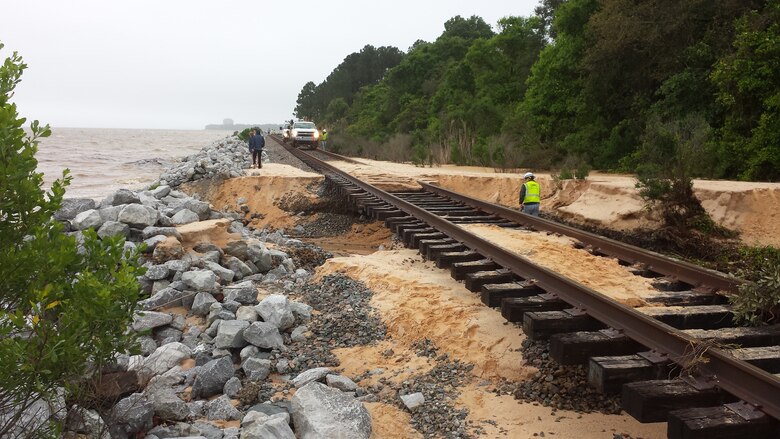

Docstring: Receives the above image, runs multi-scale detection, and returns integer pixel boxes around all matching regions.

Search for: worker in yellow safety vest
[320,129,329,151]
[519,171,541,216]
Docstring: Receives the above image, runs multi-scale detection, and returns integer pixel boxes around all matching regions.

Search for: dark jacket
[248,134,265,151]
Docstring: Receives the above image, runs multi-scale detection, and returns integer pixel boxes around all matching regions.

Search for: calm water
[36,128,230,199]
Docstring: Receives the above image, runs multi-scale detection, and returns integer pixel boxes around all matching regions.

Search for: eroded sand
[184,163,324,230]
[317,249,666,438]
[459,224,658,306]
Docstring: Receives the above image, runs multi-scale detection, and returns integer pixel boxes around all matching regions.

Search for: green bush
[0,43,143,437]
[729,259,780,326]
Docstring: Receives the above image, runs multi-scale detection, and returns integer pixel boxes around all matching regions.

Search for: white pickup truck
[290,121,320,149]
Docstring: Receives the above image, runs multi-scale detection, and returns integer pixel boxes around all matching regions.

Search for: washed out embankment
[181,163,324,230]
[321,157,780,247]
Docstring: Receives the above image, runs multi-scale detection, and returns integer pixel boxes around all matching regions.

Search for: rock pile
[506,340,623,414]
[46,186,374,439]
[157,136,251,187]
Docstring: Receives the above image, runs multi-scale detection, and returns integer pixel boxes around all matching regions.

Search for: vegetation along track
[274,136,780,438]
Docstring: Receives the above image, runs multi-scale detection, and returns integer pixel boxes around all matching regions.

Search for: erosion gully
[273,136,780,439]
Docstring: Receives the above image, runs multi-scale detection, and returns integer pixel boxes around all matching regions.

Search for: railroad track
[273,137,780,438]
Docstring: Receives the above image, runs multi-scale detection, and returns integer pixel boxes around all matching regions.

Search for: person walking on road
[320,129,328,151]
[519,171,541,216]
[248,128,265,169]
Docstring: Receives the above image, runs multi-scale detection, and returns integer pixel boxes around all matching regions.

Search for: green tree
[713,0,780,181]
[628,113,723,235]
[0,43,143,436]
[294,45,404,123]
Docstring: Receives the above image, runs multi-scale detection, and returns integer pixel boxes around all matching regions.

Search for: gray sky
[3,0,539,129]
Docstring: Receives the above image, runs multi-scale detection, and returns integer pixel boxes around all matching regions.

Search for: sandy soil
[325,158,780,246]
[177,218,240,250]
[183,163,324,230]
[459,224,658,306]
[317,249,666,438]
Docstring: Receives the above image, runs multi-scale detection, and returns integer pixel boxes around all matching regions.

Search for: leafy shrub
[729,259,780,326]
[0,43,143,437]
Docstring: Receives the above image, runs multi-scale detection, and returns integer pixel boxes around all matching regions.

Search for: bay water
[36,127,231,199]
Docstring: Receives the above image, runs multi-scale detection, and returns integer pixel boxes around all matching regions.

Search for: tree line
[295,0,780,181]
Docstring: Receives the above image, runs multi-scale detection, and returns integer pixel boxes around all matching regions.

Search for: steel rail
[282,143,780,420]
[419,181,742,294]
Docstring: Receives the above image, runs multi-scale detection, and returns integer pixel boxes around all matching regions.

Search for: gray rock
[140,342,192,377]
[194,242,222,253]
[165,259,192,273]
[214,320,250,349]
[206,395,241,420]
[142,226,182,240]
[72,209,104,230]
[147,423,201,438]
[151,185,172,199]
[275,358,290,374]
[169,314,186,330]
[291,382,371,439]
[155,326,183,343]
[242,357,272,381]
[224,376,242,398]
[139,336,158,355]
[139,286,188,310]
[282,258,296,273]
[326,374,358,392]
[244,259,259,274]
[235,305,258,322]
[55,198,96,221]
[192,356,234,399]
[98,205,124,223]
[184,199,211,220]
[65,405,110,439]
[223,280,256,305]
[144,264,170,281]
[241,412,295,439]
[132,311,173,332]
[182,270,217,292]
[254,295,294,330]
[109,393,154,437]
[204,261,235,283]
[202,250,222,264]
[149,388,189,421]
[172,208,200,225]
[247,402,289,418]
[118,204,158,228]
[104,188,141,206]
[223,256,252,280]
[96,220,130,239]
[194,421,224,439]
[290,325,308,342]
[292,367,331,388]
[191,292,217,316]
[239,345,260,363]
[143,234,169,251]
[242,322,284,349]
[145,373,182,395]
[267,249,289,261]
[400,392,425,410]
[224,240,249,260]
[251,247,274,273]
[290,301,313,321]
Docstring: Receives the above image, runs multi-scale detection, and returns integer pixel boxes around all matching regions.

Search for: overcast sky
[3,0,539,129]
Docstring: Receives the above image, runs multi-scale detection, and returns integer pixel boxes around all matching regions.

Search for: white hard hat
[523,172,535,179]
